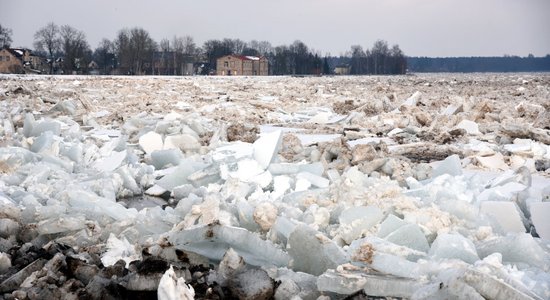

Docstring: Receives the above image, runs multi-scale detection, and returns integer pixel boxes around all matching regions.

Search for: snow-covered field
[0,74,549,299]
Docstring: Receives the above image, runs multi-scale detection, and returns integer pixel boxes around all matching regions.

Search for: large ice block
[287,224,347,276]
[151,149,183,170]
[139,131,163,154]
[317,269,423,298]
[253,130,283,169]
[156,159,209,191]
[93,150,127,172]
[169,223,290,267]
[338,206,384,244]
[479,201,526,234]
[429,233,479,264]
[530,202,550,240]
[477,233,549,270]
[377,214,408,238]
[475,153,509,171]
[432,155,462,177]
[384,223,430,253]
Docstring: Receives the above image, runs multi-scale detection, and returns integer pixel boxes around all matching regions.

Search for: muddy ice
[0,74,549,299]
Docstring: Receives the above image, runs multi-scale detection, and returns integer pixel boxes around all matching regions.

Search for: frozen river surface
[0,74,549,299]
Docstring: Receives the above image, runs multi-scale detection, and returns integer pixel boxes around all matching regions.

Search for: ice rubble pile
[0,75,549,299]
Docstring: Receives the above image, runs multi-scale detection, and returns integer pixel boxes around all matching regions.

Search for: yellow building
[216,55,269,76]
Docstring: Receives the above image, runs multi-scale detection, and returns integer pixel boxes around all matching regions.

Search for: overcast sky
[1,0,549,57]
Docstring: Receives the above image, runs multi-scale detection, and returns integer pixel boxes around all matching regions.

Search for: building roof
[220,55,265,61]
[4,48,30,58]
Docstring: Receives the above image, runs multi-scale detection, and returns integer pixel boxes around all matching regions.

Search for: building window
[230,61,235,68]
[0,56,3,61]
[6,56,9,61]
[224,61,228,67]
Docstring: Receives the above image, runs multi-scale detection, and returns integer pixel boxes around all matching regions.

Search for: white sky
[1,0,549,57]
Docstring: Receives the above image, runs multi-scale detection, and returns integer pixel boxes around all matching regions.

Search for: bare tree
[371,39,389,74]
[115,27,157,75]
[172,35,197,75]
[248,40,272,56]
[160,38,170,52]
[0,24,13,48]
[114,29,132,74]
[157,38,175,75]
[93,38,115,74]
[182,36,197,56]
[59,25,91,74]
[34,22,61,73]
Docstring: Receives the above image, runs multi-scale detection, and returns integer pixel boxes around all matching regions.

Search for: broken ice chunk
[530,202,550,240]
[93,150,127,172]
[475,153,509,171]
[37,215,86,235]
[308,111,332,124]
[67,190,138,221]
[164,134,201,152]
[477,182,527,203]
[269,216,298,245]
[402,91,421,107]
[116,166,141,195]
[432,154,462,177]
[158,265,195,300]
[145,184,168,197]
[455,120,481,135]
[429,233,479,264]
[139,131,163,154]
[477,233,549,270]
[253,130,283,169]
[24,115,61,137]
[187,165,221,188]
[156,159,208,191]
[349,239,423,279]
[338,206,384,244]
[169,223,290,267]
[442,103,463,116]
[377,214,408,238]
[151,149,183,170]
[461,269,537,300]
[317,269,423,298]
[296,172,329,189]
[101,233,142,267]
[384,223,429,253]
[479,201,526,234]
[30,131,58,154]
[288,224,347,276]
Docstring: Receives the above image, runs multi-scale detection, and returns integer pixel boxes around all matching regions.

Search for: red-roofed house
[0,48,46,74]
[216,55,268,76]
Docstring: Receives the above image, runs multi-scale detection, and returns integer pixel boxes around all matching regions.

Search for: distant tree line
[407,55,550,73]
[348,40,407,75]
[0,22,408,75]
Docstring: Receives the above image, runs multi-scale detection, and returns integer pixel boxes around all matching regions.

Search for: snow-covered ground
[0,74,549,299]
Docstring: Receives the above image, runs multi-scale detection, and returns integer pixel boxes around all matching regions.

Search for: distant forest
[326,55,550,74]
[406,56,550,73]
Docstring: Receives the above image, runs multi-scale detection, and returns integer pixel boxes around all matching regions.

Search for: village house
[216,55,269,76]
[334,64,351,75]
[0,48,45,74]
